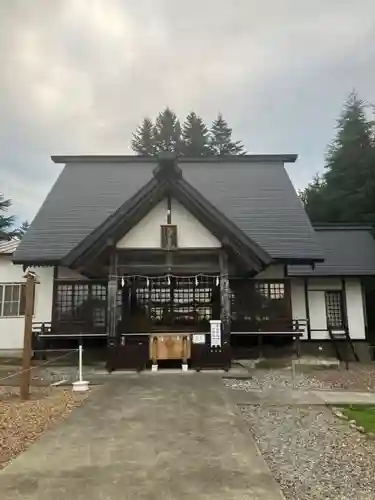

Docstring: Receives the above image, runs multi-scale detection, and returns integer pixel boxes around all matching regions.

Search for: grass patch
[342,405,375,433]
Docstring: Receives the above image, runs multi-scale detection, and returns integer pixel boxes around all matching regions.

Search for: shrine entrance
[118,276,221,334]
[117,275,221,369]
[105,247,233,372]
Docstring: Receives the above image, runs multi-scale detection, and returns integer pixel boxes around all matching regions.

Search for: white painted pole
[72,343,89,392]
[79,344,83,382]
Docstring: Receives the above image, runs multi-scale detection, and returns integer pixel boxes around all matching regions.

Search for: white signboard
[192,334,206,344]
[210,320,222,347]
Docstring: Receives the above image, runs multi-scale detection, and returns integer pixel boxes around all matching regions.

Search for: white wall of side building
[290,279,308,339]
[291,277,367,341]
[0,256,54,351]
[345,279,366,340]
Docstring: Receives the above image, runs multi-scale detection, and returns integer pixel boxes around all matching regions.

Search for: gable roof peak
[153,153,182,182]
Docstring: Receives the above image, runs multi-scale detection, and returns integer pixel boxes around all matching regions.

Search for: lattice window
[174,278,194,304]
[230,280,291,332]
[269,283,285,299]
[55,282,107,324]
[0,284,27,317]
[125,276,216,327]
[92,284,107,327]
[134,279,148,306]
[254,282,285,300]
[325,291,345,329]
[56,284,73,319]
[73,284,89,313]
[254,282,268,298]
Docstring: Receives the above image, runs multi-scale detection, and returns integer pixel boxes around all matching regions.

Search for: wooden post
[219,251,231,343]
[182,335,187,364]
[106,250,118,372]
[20,271,36,401]
[107,251,118,347]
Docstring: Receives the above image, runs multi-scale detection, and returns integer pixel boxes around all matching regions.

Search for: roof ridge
[51,154,298,164]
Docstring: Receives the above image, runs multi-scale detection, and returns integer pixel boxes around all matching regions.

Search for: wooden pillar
[107,250,118,349]
[20,271,37,401]
[304,279,311,340]
[219,251,231,345]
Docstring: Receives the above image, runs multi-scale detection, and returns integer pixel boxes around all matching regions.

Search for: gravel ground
[224,365,375,392]
[240,404,375,500]
[0,386,88,470]
[303,365,375,391]
[225,369,375,499]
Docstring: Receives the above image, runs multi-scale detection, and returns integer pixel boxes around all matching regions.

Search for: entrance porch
[32,248,303,370]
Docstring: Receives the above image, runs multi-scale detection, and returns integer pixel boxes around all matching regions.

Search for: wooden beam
[20,271,37,401]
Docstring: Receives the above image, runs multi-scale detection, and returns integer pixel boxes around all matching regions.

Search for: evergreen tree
[0,194,15,239]
[131,118,155,156]
[181,112,211,156]
[15,220,30,239]
[302,91,375,223]
[299,175,330,223]
[209,113,245,155]
[153,108,182,154]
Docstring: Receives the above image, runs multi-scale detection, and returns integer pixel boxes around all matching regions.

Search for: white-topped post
[73,343,90,392]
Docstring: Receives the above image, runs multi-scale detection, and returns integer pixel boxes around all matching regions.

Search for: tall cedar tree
[131,118,155,156]
[181,112,211,156]
[153,108,182,154]
[209,113,245,155]
[301,92,375,222]
[0,194,15,239]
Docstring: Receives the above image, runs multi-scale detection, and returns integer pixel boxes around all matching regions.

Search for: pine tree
[209,113,245,155]
[153,108,182,154]
[131,118,155,156]
[299,175,331,223]
[0,194,14,240]
[302,91,375,223]
[16,221,30,239]
[181,112,211,156]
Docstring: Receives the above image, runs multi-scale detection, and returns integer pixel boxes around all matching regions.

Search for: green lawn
[342,405,375,433]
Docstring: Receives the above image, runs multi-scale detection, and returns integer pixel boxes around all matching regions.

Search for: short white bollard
[151,364,158,372]
[72,344,90,392]
[182,364,189,372]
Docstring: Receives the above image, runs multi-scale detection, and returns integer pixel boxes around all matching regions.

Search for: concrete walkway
[230,387,375,406]
[0,374,284,500]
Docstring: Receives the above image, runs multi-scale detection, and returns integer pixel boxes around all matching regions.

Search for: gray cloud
[1,0,375,222]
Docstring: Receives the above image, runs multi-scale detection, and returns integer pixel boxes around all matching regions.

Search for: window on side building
[0,284,27,317]
[325,290,345,329]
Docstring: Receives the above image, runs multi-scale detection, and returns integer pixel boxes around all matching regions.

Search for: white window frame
[0,283,26,317]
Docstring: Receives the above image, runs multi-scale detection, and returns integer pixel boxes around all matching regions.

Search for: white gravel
[224,370,375,499]
[224,367,322,391]
[240,404,375,500]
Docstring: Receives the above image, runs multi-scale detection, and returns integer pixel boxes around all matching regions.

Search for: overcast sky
[1,0,375,224]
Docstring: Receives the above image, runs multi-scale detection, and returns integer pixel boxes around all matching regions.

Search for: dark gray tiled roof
[288,227,375,276]
[182,160,320,260]
[14,156,322,263]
